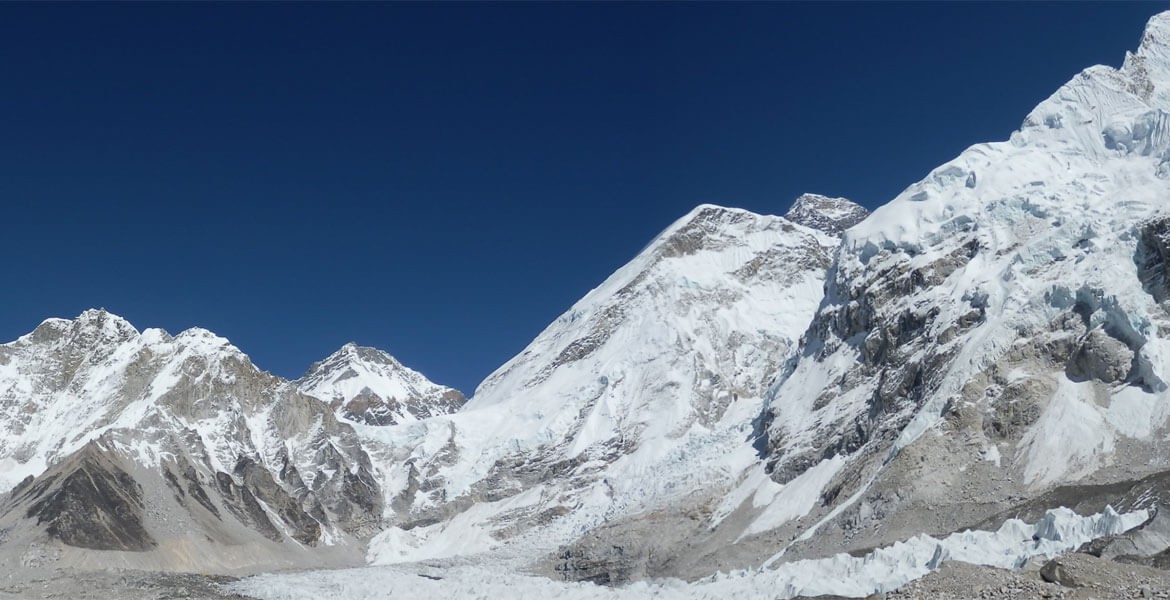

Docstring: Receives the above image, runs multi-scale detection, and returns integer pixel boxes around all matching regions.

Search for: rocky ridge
[0,309,456,573]
[785,193,871,235]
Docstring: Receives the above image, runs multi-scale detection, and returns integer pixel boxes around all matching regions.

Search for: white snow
[297,343,462,426]
[763,11,1170,527]
[739,455,846,540]
[983,444,1002,467]
[1019,378,1115,486]
[353,200,860,564]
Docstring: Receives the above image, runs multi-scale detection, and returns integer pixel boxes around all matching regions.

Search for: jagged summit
[24,308,138,345]
[20,309,246,357]
[334,342,409,368]
[646,204,781,259]
[0,309,386,571]
[644,201,865,264]
[784,193,869,234]
[567,203,844,327]
[297,343,464,426]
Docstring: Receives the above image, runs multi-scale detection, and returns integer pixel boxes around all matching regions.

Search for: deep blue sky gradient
[1,2,1164,393]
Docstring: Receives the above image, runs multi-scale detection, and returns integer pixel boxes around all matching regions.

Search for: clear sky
[0,2,1164,394]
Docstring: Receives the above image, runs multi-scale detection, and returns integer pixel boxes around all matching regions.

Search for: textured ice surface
[235,507,1146,600]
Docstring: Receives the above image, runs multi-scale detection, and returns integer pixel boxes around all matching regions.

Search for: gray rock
[1040,557,1084,588]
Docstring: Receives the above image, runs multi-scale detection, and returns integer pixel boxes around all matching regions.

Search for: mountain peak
[639,204,770,261]
[1137,11,1170,67]
[75,307,138,333]
[334,342,402,368]
[297,343,464,426]
[784,193,869,234]
[16,308,140,348]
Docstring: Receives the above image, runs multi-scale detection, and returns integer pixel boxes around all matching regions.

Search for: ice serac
[0,309,379,574]
[360,199,866,578]
[297,343,465,426]
[784,193,870,234]
[750,9,1170,566]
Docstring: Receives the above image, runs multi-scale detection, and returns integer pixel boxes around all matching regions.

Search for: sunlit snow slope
[355,199,867,566]
[746,8,1170,566]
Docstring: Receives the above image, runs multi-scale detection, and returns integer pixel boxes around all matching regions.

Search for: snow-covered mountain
[297,343,465,426]
[347,9,1170,589]
[352,198,868,574]
[736,7,1170,567]
[0,195,870,578]
[0,310,454,573]
[13,12,1170,599]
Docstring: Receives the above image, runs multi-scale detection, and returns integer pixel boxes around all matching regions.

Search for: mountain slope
[0,310,385,572]
[742,8,1170,566]
[355,198,868,570]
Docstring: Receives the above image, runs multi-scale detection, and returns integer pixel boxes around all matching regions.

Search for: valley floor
[7,559,1170,600]
[0,568,254,600]
[887,558,1170,600]
[227,563,1170,600]
[2,504,1154,599]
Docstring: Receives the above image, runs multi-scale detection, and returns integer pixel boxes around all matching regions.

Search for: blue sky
[0,2,1163,393]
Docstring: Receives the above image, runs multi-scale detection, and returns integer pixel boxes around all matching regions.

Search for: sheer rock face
[297,343,465,427]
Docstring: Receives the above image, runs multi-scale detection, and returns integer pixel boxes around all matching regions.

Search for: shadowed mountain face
[17,441,155,552]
